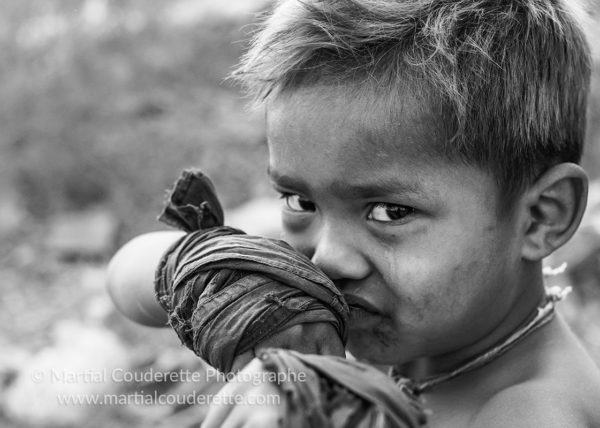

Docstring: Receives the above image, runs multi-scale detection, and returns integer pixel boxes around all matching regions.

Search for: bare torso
[422,316,600,427]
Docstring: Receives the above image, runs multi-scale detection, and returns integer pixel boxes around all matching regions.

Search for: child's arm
[106,231,184,327]
[106,230,345,371]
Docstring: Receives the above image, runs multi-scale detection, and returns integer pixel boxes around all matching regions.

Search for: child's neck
[402,267,547,381]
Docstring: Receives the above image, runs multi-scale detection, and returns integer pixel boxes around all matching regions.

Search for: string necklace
[391,286,571,396]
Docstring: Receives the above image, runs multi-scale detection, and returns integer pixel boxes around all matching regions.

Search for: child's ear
[520,163,588,261]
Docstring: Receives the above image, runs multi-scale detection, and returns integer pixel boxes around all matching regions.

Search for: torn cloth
[260,348,427,428]
[155,170,348,373]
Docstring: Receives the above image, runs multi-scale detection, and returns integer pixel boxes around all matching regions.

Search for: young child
[110,168,426,427]
[108,0,600,426]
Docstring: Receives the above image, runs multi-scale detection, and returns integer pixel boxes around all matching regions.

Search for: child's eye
[280,193,316,212]
[367,203,414,223]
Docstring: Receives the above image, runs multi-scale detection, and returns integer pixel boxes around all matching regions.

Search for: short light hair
[232,0,592,202]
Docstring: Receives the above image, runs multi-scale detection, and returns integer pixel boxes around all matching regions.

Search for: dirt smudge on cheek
[409,290,437,324]
[447,254,492,311]
[372,318,402,348]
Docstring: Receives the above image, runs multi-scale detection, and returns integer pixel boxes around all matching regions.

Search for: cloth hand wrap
[154,170,348,373]
[154,169,426,427]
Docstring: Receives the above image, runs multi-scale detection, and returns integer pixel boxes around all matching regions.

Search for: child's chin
[346,345,394,366]
[346,332,394,364]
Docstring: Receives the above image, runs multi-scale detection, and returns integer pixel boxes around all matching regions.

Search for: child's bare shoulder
[471,378,599,427]
[471,320,600,427]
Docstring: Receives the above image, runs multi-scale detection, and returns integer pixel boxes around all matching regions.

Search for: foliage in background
[0,0,270,245]
[0,0,599,244]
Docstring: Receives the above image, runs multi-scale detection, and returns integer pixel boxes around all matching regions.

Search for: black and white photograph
[1,1,600,427]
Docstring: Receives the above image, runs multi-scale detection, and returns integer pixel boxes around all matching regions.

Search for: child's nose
[309,225,370,281]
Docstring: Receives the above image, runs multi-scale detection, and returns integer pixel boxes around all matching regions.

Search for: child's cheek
[281,216,315,255]
[281,212,312,233]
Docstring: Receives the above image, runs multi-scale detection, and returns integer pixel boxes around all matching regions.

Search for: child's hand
[201,358,286,428]
[230,322,346,372]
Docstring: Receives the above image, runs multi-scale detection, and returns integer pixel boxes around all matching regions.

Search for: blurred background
[0,0,599,427]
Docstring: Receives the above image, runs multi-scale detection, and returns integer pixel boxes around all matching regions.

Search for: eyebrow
[268,167,428,200]
[268,168,307,192]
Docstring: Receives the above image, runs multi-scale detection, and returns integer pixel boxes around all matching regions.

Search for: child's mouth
[348,305,376,319]
[345,295,383,325]
[345,295,380,314]
[347,305,385,330]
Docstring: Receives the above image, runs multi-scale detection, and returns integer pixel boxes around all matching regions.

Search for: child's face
[266,85,525,366]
